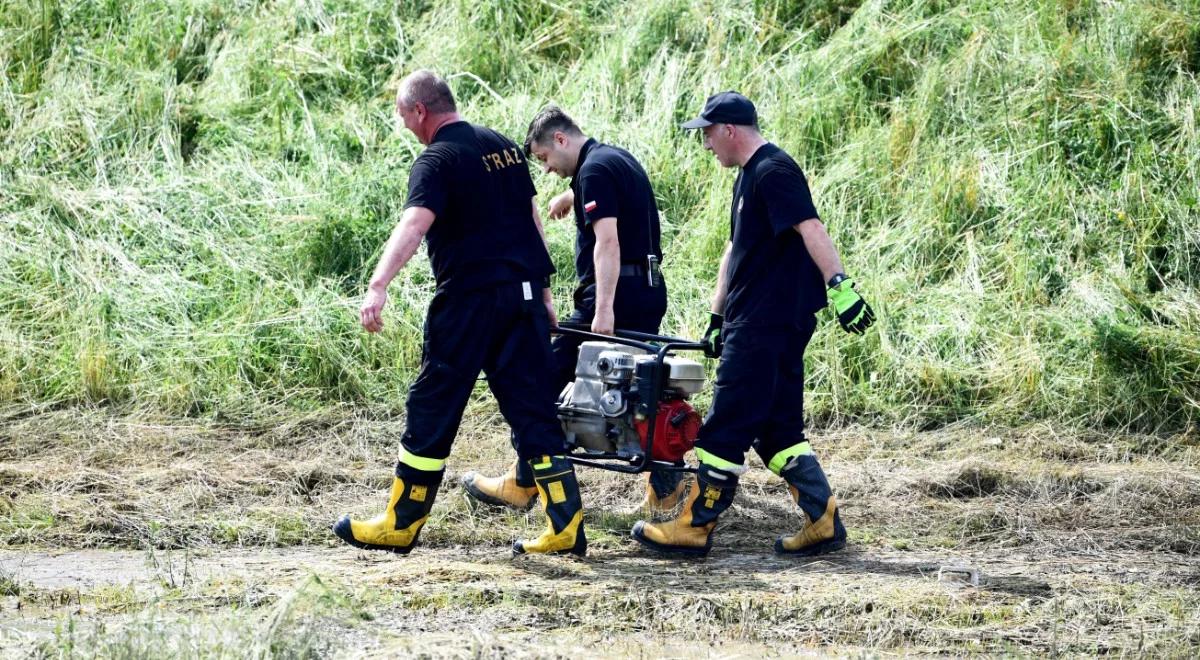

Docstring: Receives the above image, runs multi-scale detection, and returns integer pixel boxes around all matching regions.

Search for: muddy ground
[1,406,1198,657]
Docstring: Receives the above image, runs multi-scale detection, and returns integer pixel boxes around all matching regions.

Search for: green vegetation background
[1,0,1197,431]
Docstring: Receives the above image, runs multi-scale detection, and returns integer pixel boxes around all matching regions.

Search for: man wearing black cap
[332,70,587,557]
[632,91,875,556]
[461,105,690,514]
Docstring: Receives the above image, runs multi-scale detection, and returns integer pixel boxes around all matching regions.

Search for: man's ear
[554,131,568,147]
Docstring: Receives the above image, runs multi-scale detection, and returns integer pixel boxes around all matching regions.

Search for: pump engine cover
[635,400,701,462]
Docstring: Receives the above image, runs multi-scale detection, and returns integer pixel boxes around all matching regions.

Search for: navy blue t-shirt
[723,143,827,327]
[568,139,663,284]
[404,121,555,292]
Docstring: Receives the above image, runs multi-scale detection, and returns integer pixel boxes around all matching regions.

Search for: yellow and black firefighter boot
[513,456,587,556]
[332,462,443,554]
[631,464,738,556]
[775,453,847,556]
[638,467,690,514]
[461,458,538,510]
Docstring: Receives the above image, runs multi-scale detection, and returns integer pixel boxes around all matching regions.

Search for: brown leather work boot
[775,454,847,556]
[638,469,690,514]
[631,464,738,556]
[461,458,538,510]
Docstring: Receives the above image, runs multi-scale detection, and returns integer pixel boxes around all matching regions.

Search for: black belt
[577,264,648,290]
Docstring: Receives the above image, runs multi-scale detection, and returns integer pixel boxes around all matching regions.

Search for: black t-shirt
[568,139,663,284]
[404,121,554,292]
[723,143,826,327]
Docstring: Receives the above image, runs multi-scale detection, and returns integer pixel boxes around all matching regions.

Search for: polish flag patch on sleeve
[584,200,598,213]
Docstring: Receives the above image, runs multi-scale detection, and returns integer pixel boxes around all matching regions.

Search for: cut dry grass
[3,408,1198,558]
[2,407,1198,655]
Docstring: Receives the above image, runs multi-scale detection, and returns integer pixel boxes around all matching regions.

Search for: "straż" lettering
[481,147,524,172]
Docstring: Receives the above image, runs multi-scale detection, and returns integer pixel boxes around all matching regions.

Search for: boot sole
[511,543,587,557]
[773,536,846,557]
[331,517,417,555]
[461,474,537,511]
[630,522,712,557]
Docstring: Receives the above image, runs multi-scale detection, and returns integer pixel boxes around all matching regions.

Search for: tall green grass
[1,0,1198,431]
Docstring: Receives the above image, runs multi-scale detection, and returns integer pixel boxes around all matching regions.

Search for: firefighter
[332,70,586,557]
[461,106,688,513]
[632,91,875,556]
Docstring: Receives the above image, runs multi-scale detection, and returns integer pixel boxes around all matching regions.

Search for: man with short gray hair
[333,70,588,557]
[395,70,456,114]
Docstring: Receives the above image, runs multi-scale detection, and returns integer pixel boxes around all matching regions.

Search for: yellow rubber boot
[774,452,846,556]
[461,459,538,510]
[332,461,443,554]
[631,464,738,556]
[638,469,690,514]
[513,456,586,556]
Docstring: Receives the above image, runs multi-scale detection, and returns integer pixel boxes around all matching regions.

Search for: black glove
[702,312,724,359]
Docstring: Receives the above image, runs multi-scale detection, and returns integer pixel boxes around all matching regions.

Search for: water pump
[557,341,704,463]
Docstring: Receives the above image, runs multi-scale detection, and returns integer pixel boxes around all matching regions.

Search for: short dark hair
[523,105,583,156]
[397,70,456,114]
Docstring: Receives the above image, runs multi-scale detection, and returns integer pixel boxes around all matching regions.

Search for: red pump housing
[635,400,701,462]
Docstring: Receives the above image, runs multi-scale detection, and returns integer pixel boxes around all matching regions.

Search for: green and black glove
[702,312,724,359]
[827,274,875,335]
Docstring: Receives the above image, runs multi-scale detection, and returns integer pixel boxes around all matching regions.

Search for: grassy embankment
[2,0,1197,430]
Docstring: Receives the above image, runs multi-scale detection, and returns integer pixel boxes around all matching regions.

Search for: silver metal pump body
[557,341,705,457]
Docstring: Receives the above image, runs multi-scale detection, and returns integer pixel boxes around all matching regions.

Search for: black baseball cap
[681,91,757,129]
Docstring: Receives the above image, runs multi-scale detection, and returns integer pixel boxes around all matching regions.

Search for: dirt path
[2,541,1198,656]
[5,544,1196,598]
[1,411,1198,656]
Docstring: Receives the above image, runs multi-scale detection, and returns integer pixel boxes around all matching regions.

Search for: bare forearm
[369,208,433,291]
[548,189,574,219]
[531,199,551,256]
[711,242,733,313]
[796,219,845,282]
[593,236,620,312]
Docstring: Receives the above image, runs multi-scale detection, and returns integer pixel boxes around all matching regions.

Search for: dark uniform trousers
[694,313,819,466]
[551,274,668,390]
[401,281,566,462]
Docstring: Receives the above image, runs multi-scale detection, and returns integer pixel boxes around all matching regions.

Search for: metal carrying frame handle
[552,324,709,474]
